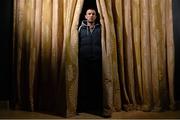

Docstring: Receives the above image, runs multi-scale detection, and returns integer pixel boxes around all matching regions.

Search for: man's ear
[85,15,87,19]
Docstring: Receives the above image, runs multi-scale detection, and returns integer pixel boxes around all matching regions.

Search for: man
[77,8,104,116]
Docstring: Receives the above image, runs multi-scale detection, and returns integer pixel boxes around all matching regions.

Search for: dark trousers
[77,58,103,113]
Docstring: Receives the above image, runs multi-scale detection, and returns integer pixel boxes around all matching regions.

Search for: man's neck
[87,22,95,29]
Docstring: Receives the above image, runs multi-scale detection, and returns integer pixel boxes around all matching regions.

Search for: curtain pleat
[124,0,137,109]
[149,0,160,111]
[140,0,152,111]
[112,0,129,110]
[51,0,59,107]
[62,0,84,116]
[131,0,142,107]
[40,0,53,110]
[13,0,175,117]
[26,0,35,111]
[15,0,25,109]
[33,0,42,111]
[97,0,121,114]
[55,0,66,116]
[96,1,112,114]
[166,0,175,110]
[150,0,167,111]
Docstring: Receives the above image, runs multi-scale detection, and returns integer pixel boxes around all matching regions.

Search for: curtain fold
[13,0,84,117]
[96,0,175,112]
[140,0,152,111]
[96,0,121,113]
[166,0,175,110]
[13,0,175,117]
[124,0,137,109]
[62,0,84,116]
[131,0,142,107]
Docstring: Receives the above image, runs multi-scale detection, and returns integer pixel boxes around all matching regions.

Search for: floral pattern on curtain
[13,0,175,117]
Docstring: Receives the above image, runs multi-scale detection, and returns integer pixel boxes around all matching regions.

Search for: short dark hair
[85,7,98,14]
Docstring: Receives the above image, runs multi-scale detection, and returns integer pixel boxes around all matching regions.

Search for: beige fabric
[111,0,175,111]
[166,0,175,110]
[13,0,175,117]
[62,0,84,117]
[96,0,120,115]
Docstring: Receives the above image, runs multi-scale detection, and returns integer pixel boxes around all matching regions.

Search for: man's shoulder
[78,25,86,32]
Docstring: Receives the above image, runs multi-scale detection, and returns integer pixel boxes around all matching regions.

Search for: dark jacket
[78,20,101,61]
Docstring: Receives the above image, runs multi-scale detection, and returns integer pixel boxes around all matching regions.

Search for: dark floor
[0,110,180,119]
[0,101,180,119]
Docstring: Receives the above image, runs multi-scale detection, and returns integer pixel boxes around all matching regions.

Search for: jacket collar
[80,20,100,27]
[78,20,100,32]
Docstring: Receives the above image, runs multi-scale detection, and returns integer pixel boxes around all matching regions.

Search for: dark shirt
[78,20,101,61]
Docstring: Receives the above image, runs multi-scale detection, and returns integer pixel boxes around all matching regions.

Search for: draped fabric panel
[13,0,83,116]
[96,0,120,114]
[105,0,175,111]
[166,0,175,110]
[140,0,152,111]
[62,0,84,116]
[96,0,175,112]
[13,0,175,117]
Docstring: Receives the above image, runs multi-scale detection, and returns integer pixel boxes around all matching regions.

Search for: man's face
[85,9,97,23]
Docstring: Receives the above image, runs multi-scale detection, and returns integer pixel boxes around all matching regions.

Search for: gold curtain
[13,0,83,117]
[97,0,175,112]
[13,0,175,117]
